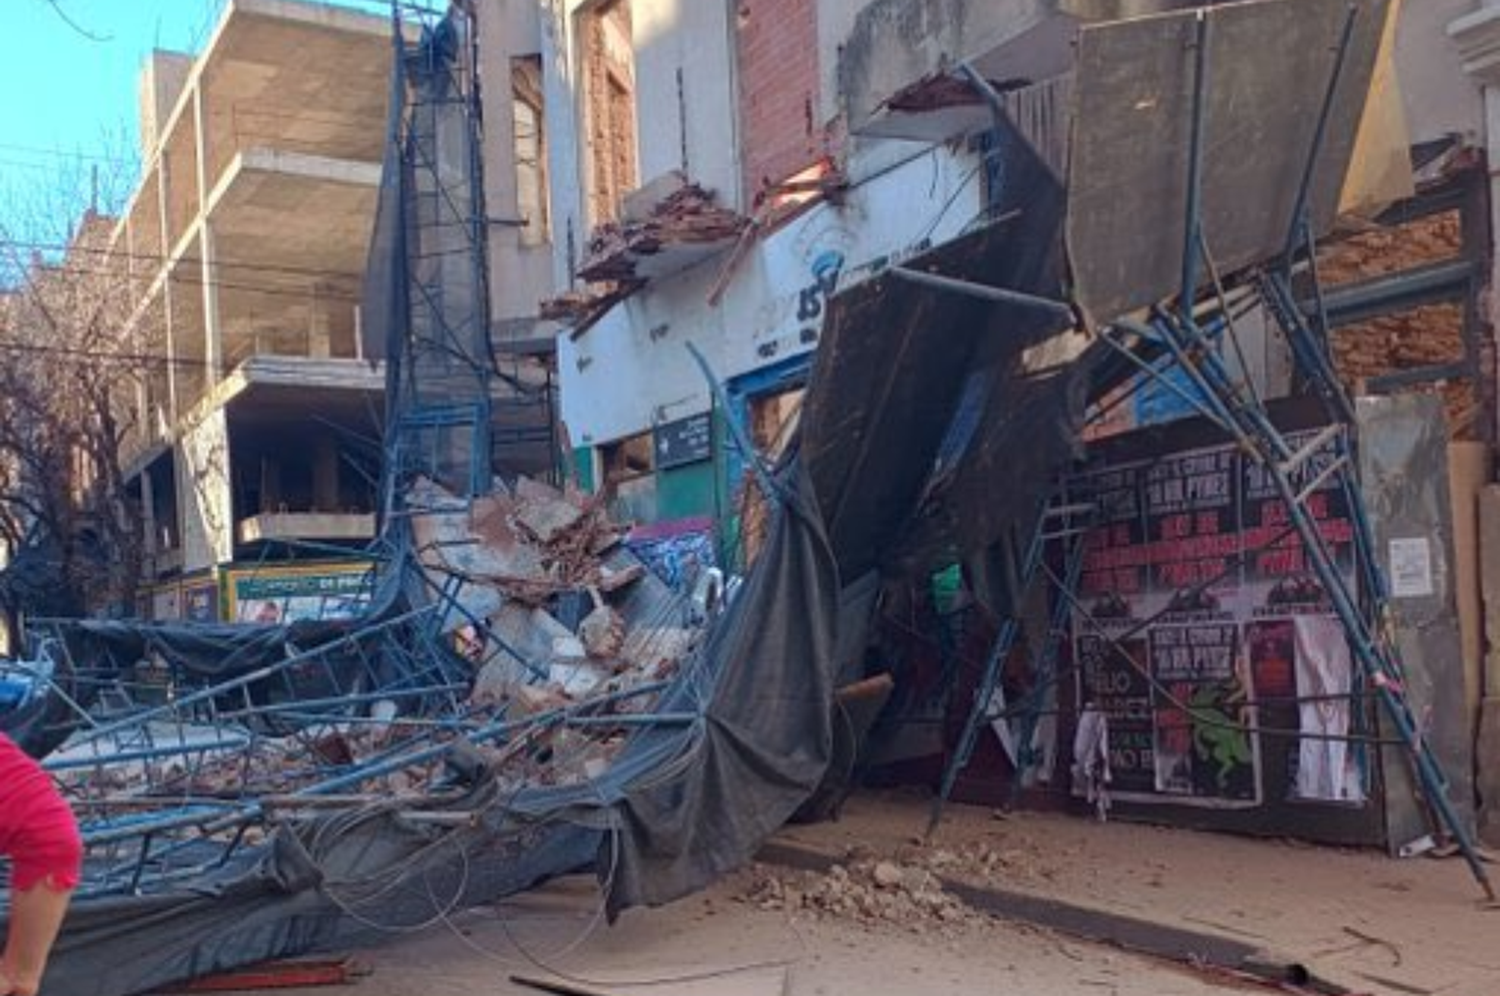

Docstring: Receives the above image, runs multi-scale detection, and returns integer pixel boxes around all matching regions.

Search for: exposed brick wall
[1317,212,1479,438]
[1320,212,1462,283]
[735,0,824,205]
[583,0,637,224]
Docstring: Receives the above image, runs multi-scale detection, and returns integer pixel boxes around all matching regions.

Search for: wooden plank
[1448,441,1491,728]
[162,958,361,991]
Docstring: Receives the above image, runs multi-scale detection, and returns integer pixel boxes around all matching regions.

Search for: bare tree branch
[39,0,112,43]
[0,159,150,618]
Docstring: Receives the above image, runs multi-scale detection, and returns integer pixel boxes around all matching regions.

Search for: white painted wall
[631,0,740,206]
[815,0,865,127]
[481,1,554,325]
[817,0,1058,130]
[1398,0,1483,143]
[541,0,741,294]
[539,0,583,291]
[558,143,985,445]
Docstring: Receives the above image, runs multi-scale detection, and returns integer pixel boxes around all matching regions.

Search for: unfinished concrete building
[110,0,392,620]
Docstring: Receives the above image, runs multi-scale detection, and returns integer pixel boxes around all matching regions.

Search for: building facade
[477,0,1111,566]
[110,0,394,620]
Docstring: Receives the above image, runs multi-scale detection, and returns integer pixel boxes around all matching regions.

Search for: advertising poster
[146,574,222,623]
[1069,428,1364,808]
[183,579,221,623]
[228,563,375,623]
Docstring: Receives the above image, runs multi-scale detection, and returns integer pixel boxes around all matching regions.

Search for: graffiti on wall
[626,518,717,593]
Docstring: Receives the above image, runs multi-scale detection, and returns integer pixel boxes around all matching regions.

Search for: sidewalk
[169,791,1498,996]
[767,790,1500,996]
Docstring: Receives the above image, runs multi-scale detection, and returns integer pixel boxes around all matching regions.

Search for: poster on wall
[146,574,222,623]
[1068,428,1365,808]
[149,585,183,622]
[228,564,375,624]
[625,517,716,593]
[183,579,220,623]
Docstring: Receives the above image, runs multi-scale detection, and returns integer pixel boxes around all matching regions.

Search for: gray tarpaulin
[46,783,600,995]
[34,222,1098,996]
[801,104,1098,580]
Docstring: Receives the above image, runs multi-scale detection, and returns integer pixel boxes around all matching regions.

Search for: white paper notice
[1388,537,1434,598]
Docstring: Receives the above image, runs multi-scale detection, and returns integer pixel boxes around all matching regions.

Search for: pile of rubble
[884,72,987,112]
[410,475,637,604]
[737,851,983,935]
[52,476,708,820]
[408,474,706,785]
[577,173,747,284]
[897,837,1059,888]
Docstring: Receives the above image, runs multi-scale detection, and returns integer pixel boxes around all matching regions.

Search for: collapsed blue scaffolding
[930,5,1493,900]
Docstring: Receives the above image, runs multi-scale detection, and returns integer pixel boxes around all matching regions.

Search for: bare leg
[3,882,74,996]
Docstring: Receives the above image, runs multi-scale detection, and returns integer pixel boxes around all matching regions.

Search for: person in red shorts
[0,733,81,996]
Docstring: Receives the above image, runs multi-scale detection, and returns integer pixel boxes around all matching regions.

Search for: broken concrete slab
[514,495,589,545]
[579,604,626,660]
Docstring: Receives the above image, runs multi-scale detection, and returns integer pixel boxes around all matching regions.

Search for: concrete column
[192,85,210,213]
[1477,486,1500,844]
[140,469,158,560]
[191,81,224,385]
[156,166,180,422]
[260,457,283,514]
[313,435,340,512]
[1450,4,1500,845]
[199,219,224,383]
[309,287,333,358]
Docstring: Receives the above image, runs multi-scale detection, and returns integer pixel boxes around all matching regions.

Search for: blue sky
[2,1,220,236]
[0,0,385,245]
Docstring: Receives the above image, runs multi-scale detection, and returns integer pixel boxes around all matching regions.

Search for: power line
[6,238,365,284]
[7,260,360,304]
[40,0,112,43]
[0,143,137,167]
[0,335,378,372]
[0,337,210,369]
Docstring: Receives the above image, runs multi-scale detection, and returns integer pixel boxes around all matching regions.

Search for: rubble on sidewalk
[735,850,984,936]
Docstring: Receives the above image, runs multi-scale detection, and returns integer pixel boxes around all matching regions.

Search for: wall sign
[654,412,712,470]
[227,563,374,624]
[1387,537,1434,598]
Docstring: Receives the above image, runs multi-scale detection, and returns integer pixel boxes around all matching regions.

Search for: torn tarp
[34,466,838,996]
[800,102,1099,581]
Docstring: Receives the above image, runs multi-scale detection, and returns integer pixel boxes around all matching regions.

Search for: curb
[755,838,1357,995]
